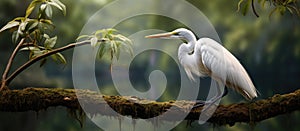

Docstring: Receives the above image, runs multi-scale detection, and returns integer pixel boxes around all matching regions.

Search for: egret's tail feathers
[241,87,258,100]
[226,81,258,100]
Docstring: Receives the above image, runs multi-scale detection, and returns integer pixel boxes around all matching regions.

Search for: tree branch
[251,0,259,17]
[5,40,91,85]
[1,38,25,90]
[0,87,299,126]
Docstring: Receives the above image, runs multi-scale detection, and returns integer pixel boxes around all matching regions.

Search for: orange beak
[145,32,174,38]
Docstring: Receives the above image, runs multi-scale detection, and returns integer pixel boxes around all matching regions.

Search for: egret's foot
[192,100,219,109]
[192,100,206,109]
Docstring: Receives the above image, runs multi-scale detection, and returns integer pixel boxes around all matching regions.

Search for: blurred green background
[0,0,299,130]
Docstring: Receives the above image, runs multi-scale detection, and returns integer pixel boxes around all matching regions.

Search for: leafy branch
[237,0,300,17]
[0,0,132,90]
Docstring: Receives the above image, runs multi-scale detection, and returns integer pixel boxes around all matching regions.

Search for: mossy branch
[0,87,299,126]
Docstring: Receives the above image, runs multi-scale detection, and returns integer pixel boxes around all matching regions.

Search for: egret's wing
[197,38,257,100]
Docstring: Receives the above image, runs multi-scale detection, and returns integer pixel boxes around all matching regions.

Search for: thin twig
[252,0,260,17]
[1,38,25,90]
[6,40,91,85]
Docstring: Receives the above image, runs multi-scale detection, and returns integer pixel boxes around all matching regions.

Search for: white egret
[145,28,258,107]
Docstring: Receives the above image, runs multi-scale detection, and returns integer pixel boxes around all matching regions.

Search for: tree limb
[6,41,90,85]
[5,40,91,85]
[251,0,259,17]
[4,38,111,86]
[1,38,25,90]
[0,87,299,126]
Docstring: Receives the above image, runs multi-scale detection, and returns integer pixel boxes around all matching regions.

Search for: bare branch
[1,38,25,90]
[5,40,91,85]
[252,0,259,17]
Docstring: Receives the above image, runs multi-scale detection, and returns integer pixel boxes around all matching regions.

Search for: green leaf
[242,0,250,16]
[27,19,39,31]
[51,53,58,61]
[19,21,28,34]
[115,42,121,60]
[12,17,26,22]
[38,19,55,31]
[0,21,20,33]
[26,3,36,18]
[91,36,98,47]
[21,46,43,59]
[113,34,132,45]
[51,0,67,16]
[55,52,67,64]
[237,0,244,12]
[20,46,40,51]
[40,3,47,11]
[82,28,133,60]
[33,47,43,55]
[47,1,62,11]
[110,41,118,60]
[12,31,20,44]
[44,35,57,49]
[97,42,110,59]
[107,28,117,34]
[45,4,53,18]
[26,0,45,18]
[286,6,294,14]
[34,49,44,56]
[94,29,106,37]
[43,33,50,39]
[95,28,117,37]
[110,41,115,53]
[287,5,300,16]
[97,43,105,59]
[76,35,90,41]
[40,19,54,26]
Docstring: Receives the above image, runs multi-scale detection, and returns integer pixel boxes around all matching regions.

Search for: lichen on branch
[0,87,299,126]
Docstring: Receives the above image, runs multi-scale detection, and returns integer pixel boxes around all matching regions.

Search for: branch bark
[0,87,299,126]
[5,40,91,85]
[1,38,25,90]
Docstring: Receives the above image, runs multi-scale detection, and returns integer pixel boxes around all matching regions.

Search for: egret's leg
[196,85,225,111]
[192,94,222,109]
[205,86,227,104]
[193,86,227,109]
[194,100,206,106]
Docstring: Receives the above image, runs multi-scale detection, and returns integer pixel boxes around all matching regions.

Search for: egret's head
[145,28,196,42]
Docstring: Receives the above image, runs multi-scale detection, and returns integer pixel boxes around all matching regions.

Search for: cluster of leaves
[0,0,134,88]
[268,0,300,16]
[76,29,133,61]
[238,0,299,17]
[0,0,66,66]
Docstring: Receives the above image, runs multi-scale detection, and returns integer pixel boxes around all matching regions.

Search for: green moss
[1,87,300,127]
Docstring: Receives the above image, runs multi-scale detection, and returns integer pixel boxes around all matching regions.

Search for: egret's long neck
[185,33,197,52]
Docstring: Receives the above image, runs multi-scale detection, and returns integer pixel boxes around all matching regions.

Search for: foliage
[0,0,133,89]
[76,28,133,61]
[237,0,299,17]
[0,0,299,130]
[0,0,66,66]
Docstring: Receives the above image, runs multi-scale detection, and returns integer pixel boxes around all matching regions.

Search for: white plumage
[146,28,257,102]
